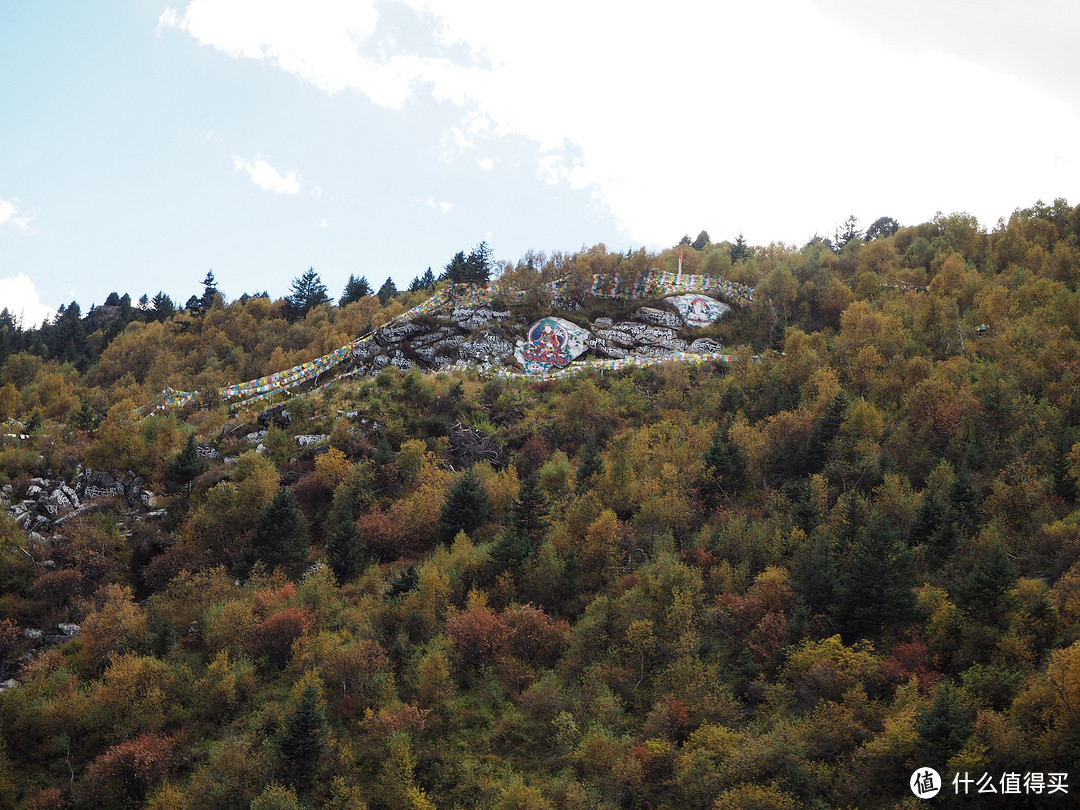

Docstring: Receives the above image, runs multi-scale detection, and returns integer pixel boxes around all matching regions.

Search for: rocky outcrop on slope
[343,292,731,378]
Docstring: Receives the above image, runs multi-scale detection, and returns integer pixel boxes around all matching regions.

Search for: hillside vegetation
[3,202,1080,808]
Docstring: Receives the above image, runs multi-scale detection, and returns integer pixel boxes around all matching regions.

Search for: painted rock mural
[515,317,590,374]
[665,294,730,327]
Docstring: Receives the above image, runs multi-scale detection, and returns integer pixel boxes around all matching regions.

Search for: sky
[3,1,1080,328]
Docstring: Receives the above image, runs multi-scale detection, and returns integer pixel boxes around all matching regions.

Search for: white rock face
[665,294,730,327]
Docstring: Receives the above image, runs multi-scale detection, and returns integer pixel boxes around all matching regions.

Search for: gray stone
[23,628,43,640]
[635,326,679,345]
[26,485,42,497]
[451,306,511,331]
[245,430,268,443]
[374,321,429,346]
[389,354,415,372]
[459,333,515,362]
[634,345,679,360]
[666,293,730,327]
[593,317,613,327]
[146,509,169,520]
[0,679,17,691]
[633,307,683,329]
[689,337,723,354]
[589,338,629,359]
[196,443,220,460]
[57,623,81,637]
[411,326,459,348]
[296,434,330,447]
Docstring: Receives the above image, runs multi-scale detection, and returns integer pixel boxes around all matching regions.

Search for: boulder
[515,317,591,373]
[374,320,429,347]
[666,293,730,327]
[690,337,723,354]
[459,333,515,363]
[633,306,683,329]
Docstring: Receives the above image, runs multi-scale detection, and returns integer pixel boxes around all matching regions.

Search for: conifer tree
[164,435,209,496]
[443,251,469,284]
[508,472,548,545]
[917,682,973,763]
[338,274,372,306]
[235,488,310,580]
[954,540,1016,614]
[277,675,327,789]
[437,468,490,543]
[833,516,916,641]
[199,270,218,313]
[325,517,363,584]
[377,277,398,305]
[285,268,330,322]
[577,439,604,485]
[150,291,176,322]
[803,392,847,474]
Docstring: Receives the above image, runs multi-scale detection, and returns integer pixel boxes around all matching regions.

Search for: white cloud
[0,275,55,328]
[478,157,495,171]
[166,1,1080,246]
[421,196,453,213]
[0,196,37,234]
[311,185,323,197]
[318,218,329,228]
[232,156,301,193]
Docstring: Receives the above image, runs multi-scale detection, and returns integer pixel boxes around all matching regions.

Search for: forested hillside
[3,201,1080,808]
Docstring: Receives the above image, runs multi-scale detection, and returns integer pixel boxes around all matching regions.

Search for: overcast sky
[3,0,1079,327]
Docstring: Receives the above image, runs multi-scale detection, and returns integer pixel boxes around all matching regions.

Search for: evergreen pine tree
[917,682,973,763]
[199,270,219,312]
[388,564,419,598]
[947,466,980,539]
[164,435,209,496]
[701,426,747,497]
[577,439,604,485]
[766,315,787,351]
[437,468,491,543]
[803,392,847,474]
[235,488,310,580]
[376,277,398,305]
[285,267,330,322]
[420,267,436,289]
[150,291,176,322]
[954,540,1016,614]
[338,274,372,306]
[277,677,327,789]
[833,516,916,641]
[325,518,364,584]
[791,531,835,616]
[443,251,468,283]
[465,241,493,283]
[511,473,548,541]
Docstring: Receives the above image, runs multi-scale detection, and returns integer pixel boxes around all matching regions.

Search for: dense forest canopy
[3,202,1080,808]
